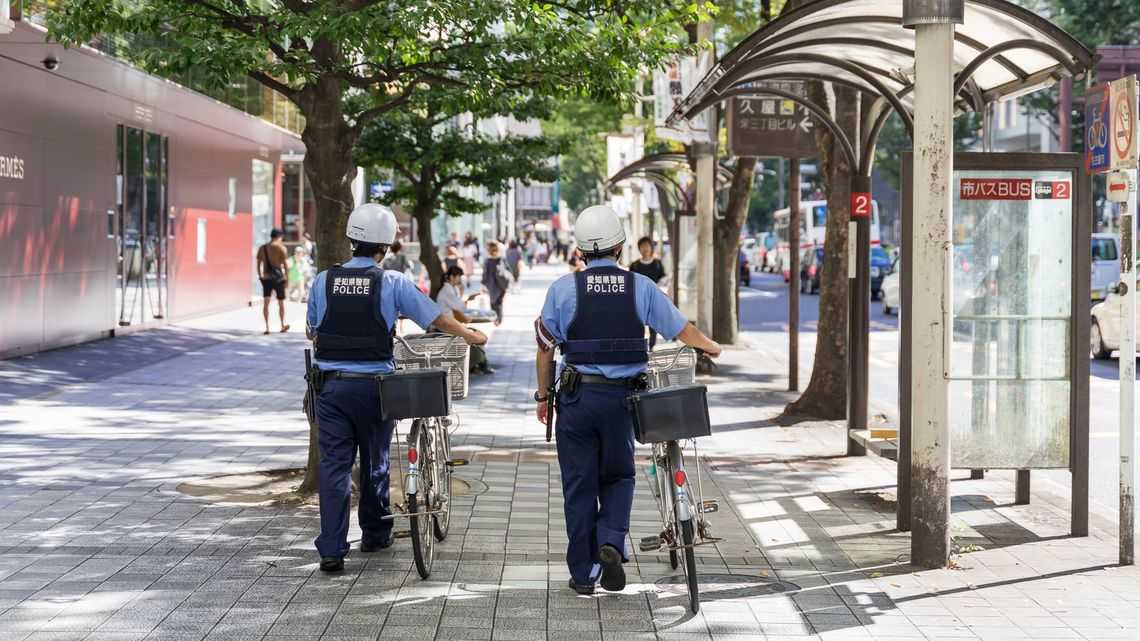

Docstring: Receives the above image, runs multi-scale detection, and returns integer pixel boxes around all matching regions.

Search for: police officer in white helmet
[306,204,486,572]
[533,205,721,594]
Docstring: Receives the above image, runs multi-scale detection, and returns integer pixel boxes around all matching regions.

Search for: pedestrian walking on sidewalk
[628,236,668,349]
[305,204,486,573]
[481,241,510,326]
[505,240,523,293]
[256,228,290,334]
[533,204,721,595]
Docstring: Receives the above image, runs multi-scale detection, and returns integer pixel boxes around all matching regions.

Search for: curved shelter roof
[670,0,1094,124]
[606,153,733,189]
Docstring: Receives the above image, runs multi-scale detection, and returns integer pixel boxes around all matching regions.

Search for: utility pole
[905,0,962,569]
[695,18,716,335]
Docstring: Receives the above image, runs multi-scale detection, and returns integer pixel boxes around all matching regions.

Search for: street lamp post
[905,0,963,569]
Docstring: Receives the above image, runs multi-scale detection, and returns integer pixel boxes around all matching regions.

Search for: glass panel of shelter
[948,168,1074,469]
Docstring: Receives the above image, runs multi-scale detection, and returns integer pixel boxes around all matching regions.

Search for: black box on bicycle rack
[627,384,711,444]
[378,369,450,421]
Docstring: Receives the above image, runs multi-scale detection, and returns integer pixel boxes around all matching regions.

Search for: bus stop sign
[1086,84,1111,174]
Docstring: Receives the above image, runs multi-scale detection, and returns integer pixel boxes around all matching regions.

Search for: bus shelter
[665,0,1094,566]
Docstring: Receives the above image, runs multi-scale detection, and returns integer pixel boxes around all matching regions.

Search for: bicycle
[632,345,718,614]
[388,334,470,579]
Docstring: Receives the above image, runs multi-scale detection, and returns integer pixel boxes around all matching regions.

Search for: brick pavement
[0,264,1137,641]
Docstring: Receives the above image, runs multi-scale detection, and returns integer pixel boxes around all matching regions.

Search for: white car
[880,260,900,315]
[1091,233,1121,301]
[1091,276,1140,359]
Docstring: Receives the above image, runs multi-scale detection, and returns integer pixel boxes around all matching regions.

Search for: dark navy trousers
[555,383,636,585]
[314,378,395,558]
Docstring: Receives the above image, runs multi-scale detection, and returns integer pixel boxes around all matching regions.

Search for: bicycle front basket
[394,335,471,400]
[378,368,450,421]
[627,384,711,444]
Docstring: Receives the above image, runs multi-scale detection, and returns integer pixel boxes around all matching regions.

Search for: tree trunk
[296,76,356,495]
[713,157,757,344]
[414,199,445,298]
[783,84,858,419]
[300,77,357,273]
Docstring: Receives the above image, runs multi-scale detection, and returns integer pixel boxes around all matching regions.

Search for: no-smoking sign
[1110,75,1138,170]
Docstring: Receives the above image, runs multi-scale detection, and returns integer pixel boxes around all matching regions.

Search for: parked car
[799,246,823,294]
[739,249,752,287]
[870,245,891,300]
[1091,233,1120,301]
[881,256,900,315]
[741,237,758,271]
[1091,272,1140,359]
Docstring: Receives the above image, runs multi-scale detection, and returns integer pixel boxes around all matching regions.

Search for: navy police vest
[562,266,648,365]
[314,265,393,362]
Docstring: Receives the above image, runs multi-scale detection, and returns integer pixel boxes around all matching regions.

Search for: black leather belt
[328,371,383,380]
[578,373,644,389]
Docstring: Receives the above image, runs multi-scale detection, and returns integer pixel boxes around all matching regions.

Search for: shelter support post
[908,14,958,569]
[696,149,716,334]
[848,175,871,455]
[1015,470,1030,505]
[789,159,801,391]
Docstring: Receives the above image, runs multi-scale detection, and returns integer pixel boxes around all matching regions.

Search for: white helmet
[574,205,625,255]
[345,203,398,245]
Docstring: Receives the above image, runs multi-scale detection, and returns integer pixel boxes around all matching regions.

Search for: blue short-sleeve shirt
[537,258,687,379]
[307,256,441,374]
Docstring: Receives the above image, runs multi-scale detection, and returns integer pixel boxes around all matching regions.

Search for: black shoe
[319,556,344,573]
[360,533,395,553]
[568,577,595,595]
[598,544,626,592]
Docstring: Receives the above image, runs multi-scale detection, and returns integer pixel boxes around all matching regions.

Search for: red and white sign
[959,178,1032,201]
[1110,75,1137,170]
[850,192,871,219]
[1107,171,1131,204]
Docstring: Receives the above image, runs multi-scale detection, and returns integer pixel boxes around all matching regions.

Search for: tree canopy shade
[45,0,713,272]
[354,91,567,295]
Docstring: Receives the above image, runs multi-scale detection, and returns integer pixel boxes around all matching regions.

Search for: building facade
[1,21,304,357]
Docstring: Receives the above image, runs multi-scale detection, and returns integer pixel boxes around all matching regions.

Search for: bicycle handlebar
[394,333,463,358]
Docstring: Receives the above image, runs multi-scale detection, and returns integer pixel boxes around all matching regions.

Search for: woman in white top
[435,265,492,374]
[436,265,472,322]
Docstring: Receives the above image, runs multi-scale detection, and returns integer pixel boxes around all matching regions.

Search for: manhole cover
[654,573,798,598]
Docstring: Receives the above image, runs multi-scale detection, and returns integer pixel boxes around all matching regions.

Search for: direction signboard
[727,82,817,159]
[1086,83,1111,174]
[1111,75,1137,171]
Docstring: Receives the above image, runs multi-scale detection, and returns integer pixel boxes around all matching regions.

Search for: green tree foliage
[1018,0,1139,151]
[544,97,627,213]
[874,111,982,193]
[354,92,567,294]
[45,1,710,272]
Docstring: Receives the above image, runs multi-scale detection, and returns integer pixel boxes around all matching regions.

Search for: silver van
[1091,233,1120,301]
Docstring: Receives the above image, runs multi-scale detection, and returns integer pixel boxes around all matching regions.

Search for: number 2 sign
[851,192,871,219]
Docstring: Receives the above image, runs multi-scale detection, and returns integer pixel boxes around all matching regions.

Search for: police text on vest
[332,276,371,295]
[585,274,625,294]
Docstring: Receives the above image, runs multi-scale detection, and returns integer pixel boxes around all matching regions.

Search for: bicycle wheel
[408,421,435,579]
[432,419,451,541]
[668,441,699,614]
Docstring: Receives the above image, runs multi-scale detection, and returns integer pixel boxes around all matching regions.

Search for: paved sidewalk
[0,263,1137,641]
